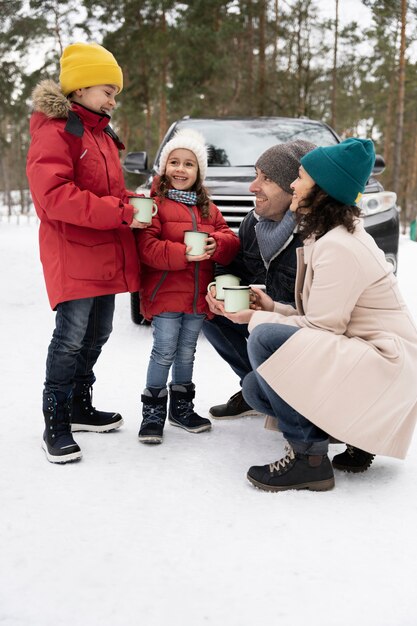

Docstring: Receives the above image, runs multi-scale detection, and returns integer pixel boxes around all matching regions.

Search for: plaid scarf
[167,189,198,205]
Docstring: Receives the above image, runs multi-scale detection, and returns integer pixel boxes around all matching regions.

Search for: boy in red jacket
[27,42,147,464]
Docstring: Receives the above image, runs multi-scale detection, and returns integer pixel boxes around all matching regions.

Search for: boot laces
[269,445,295,472]
[142,404,166,426]
[80,384,96,415]
[174,398,194,419]
[346,444,356,457]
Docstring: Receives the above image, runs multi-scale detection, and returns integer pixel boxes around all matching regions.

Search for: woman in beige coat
[224,138,417,493]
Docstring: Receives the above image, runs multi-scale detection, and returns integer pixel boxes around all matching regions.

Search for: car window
[172,119,338,167]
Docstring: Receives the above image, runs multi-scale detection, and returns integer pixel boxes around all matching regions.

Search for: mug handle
[152,201,158,216]
[207,281,216,295]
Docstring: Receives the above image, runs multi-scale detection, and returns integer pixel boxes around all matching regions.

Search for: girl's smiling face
[165,149,198,190]
[290,166,316,212]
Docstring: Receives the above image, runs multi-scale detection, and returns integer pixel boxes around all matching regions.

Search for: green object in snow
[410,219,417,242]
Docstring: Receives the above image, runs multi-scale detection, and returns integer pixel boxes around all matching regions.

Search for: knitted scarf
[254,210,296,267]
[167,189,197,205]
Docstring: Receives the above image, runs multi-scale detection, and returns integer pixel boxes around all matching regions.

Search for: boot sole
[71,417,124,433]
[138,435,163,444]
[209,410,263,420]
[332,459,374,473]
[41,441,82,464]
[168,418,212,433]
[247,474,335,492]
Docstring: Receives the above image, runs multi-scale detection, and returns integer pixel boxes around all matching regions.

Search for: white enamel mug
[184,230,209,256]
[130,197,158,223]
[223,286,251,312]
[207,274,241,300]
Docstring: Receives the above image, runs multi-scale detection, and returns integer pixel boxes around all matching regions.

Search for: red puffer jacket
[26,80,140,309]
[137,194,240,320]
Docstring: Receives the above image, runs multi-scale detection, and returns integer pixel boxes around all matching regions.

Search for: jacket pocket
[75,154,100,191]
[268,268,296,304]
[370,337,400,360]
[64,226,116,281]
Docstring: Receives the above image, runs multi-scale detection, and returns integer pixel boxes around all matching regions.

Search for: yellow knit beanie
[59,43,123,96]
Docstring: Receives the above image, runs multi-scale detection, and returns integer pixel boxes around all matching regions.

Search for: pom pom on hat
[59,42,123,96]
[300,137,376,205]
[157,128,208,181]
[255,140,316,194]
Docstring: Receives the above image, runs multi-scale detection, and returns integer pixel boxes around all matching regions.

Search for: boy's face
[71,84,118,116]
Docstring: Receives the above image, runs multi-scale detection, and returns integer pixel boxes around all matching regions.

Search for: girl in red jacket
[27,43,148,464]
[138,129,240,443]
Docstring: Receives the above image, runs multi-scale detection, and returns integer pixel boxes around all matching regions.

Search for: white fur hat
[157,128,208,181]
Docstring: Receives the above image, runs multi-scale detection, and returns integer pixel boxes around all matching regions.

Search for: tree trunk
[330,0,339,129]
[158,10,168,143]
[257,0,266,115]
[246,0,254,112]
[392,0,407,200]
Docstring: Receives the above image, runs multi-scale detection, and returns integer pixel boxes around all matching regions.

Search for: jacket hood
[31,80,71,119]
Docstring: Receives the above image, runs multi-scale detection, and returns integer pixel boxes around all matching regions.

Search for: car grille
[210,195,255,233]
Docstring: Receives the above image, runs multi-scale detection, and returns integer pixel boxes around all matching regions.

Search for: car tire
[130,292,150,325]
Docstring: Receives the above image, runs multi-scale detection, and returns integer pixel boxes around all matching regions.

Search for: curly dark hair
[156,173,211,218]
[295,185,361,240]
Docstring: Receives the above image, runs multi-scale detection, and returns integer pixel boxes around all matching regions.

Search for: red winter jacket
[26,80,140,309]
[137,193,240,320]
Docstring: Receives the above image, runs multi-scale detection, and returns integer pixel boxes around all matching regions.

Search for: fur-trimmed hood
[31,80,71,119]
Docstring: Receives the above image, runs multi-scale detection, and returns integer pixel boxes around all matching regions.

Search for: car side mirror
[123,151,148,173]
[372,154,385,176]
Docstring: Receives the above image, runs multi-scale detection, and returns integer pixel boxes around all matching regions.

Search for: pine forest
[1,0,417,228]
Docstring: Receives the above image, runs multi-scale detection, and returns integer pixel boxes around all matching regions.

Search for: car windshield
[173,118,338,167]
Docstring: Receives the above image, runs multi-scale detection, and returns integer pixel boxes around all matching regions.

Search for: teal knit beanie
[300,138,375,205]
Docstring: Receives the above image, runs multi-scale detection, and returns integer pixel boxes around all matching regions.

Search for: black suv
[124,116,400,323]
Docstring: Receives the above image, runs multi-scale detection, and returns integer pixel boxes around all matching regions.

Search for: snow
[1,218,417,626]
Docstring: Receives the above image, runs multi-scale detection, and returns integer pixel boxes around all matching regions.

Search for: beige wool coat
[248,221,417,459]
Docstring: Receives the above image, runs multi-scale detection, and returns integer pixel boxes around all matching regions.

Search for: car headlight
[359,191,397,216]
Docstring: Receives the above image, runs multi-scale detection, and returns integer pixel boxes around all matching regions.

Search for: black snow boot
[71,382,123,432]
[332,445,375,473]
[247,445,335,492]
[42,391,82,464]
[138,387,168,444]
[168,383,212,433]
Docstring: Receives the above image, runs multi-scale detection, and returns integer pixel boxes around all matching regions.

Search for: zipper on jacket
[187,206,198,231]
[187,206,200,313]
[150,270,168,302]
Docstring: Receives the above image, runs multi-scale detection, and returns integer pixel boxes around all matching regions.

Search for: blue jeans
[146,313,205,388]
[45,295,115,396]
[202,316,251,385]
[243,323,329,455]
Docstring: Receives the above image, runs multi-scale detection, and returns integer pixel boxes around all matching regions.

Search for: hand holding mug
[249,286,274,311]
[130,216,150,229]
[185,248,211,263]
[206,289,225,316]
[223,308,254,324]
[204,236,217,257]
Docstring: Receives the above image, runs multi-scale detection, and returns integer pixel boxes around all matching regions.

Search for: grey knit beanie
[255,140,316,194]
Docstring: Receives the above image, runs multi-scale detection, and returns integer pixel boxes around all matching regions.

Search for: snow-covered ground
[1,219,417,626]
